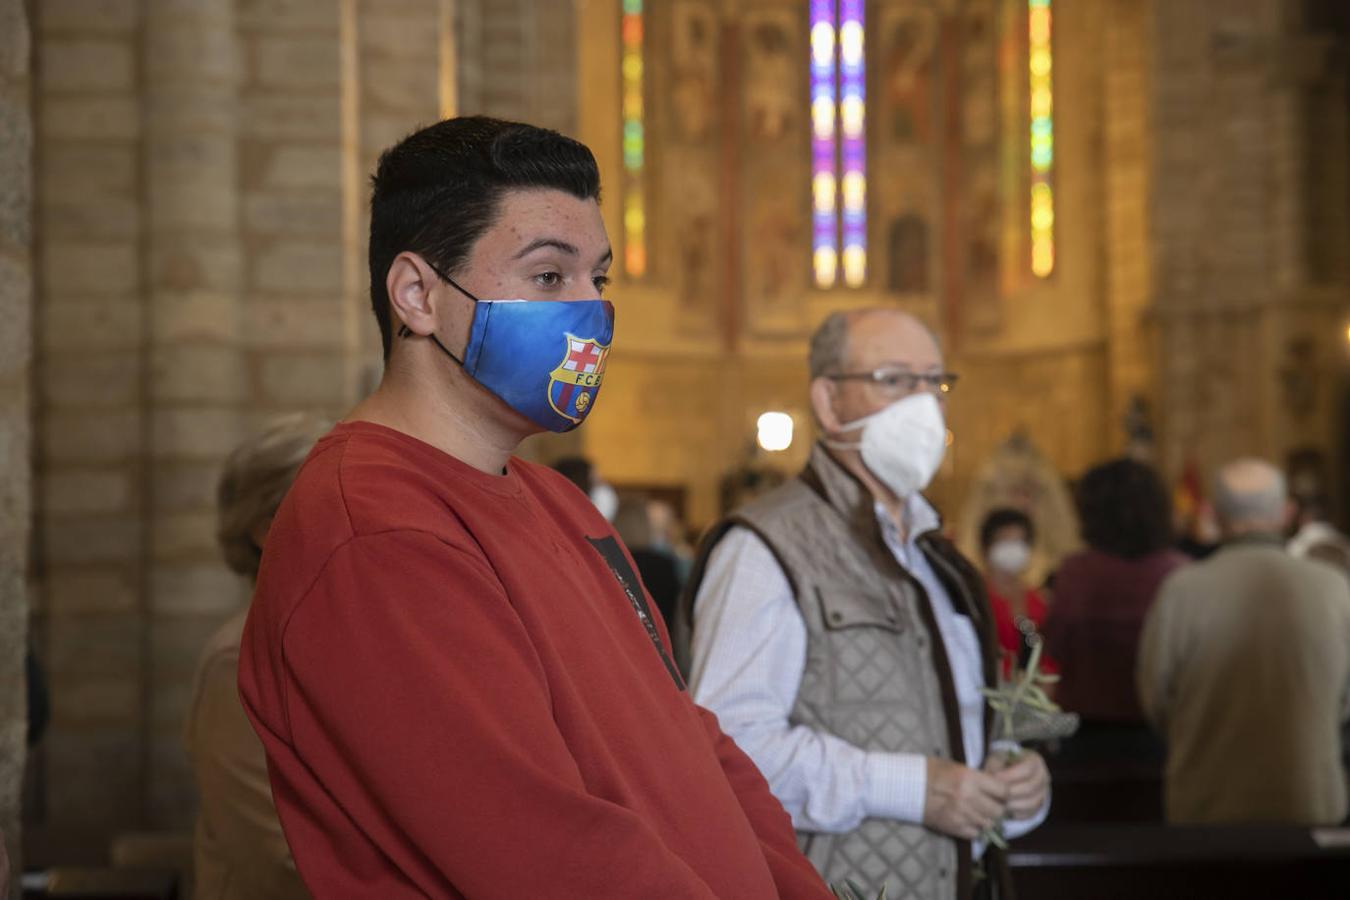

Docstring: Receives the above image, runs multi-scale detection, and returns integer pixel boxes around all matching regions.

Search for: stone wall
[32,0,150,859]
[22,0,581,863]
[1102,0,1156,442]
[0,0,31,882]
[143,0,248,829]
[1150,0,1349,485]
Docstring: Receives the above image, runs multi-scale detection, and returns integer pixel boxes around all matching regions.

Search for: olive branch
[831,642,1073,895]
[976,639,1070,849]
[830,879,886,900]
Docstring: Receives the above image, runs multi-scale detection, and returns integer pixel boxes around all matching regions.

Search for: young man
[238,117,830,899]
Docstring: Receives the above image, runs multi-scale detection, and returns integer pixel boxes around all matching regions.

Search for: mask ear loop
[395,259,480,365]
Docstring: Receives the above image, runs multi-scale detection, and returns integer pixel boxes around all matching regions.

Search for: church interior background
[0,0,1348,884]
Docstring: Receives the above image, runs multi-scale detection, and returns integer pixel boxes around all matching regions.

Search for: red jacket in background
[238,422,830,899]
[985,582,1059,680]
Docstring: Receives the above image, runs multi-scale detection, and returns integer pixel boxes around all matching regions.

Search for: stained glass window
[1028,0,1054,277]
[811,0,867,288]
[621,0,646,278]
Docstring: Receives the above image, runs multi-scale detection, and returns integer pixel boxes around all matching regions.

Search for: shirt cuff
[863,752,928,825]
[1003,783,1051,841]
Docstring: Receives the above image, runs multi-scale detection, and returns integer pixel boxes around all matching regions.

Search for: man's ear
[386,252,440,337]
[809,376,841,434]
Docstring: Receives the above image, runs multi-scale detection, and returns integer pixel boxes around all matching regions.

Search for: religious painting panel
[869,0,1011,344]
[873,1,945,309]
[740,1,812,337]
[996,0,1028,299]
[958,0,1004,335]
[652,0,724,335]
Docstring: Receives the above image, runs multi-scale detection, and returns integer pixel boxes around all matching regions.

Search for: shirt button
[829,611,843,624]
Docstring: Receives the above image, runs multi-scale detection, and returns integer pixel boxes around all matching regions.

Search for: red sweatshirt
[239,422,829,899]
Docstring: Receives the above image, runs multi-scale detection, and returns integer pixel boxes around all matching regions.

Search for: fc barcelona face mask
[399,263,616,433]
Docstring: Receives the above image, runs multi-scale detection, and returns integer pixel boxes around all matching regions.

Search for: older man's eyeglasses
[827,367,959,396]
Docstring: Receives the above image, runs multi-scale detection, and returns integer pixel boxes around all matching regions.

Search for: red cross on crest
[548,334,610,424]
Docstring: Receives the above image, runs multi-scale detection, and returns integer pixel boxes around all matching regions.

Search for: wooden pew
[21,868,178,900]
[1008,824,1350,900]
[1042,764,1163,825]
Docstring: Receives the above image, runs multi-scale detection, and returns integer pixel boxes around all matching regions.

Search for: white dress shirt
[689,492,1047,853]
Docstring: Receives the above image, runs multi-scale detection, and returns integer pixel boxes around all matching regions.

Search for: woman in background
[1043,458,1188,766]
[186,415,327,900]
[979,507,1058,680]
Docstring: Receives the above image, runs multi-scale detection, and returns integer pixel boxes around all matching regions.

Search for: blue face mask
[399,264,616,433]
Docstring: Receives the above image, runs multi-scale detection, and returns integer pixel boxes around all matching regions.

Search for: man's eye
[593,275,611,295]
[879,373,917,391]
[535,272,562,288]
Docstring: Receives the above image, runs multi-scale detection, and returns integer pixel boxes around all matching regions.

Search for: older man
[1138,458,1350,824]
[675,309,1050,900]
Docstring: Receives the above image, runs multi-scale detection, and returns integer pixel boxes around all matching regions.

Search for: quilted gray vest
[674,445,1002,900]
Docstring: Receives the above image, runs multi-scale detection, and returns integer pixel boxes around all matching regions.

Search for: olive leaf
[975,639,1076,848]
[830,880,887,900]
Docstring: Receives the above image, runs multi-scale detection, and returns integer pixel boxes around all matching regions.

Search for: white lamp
[757,411,795,453]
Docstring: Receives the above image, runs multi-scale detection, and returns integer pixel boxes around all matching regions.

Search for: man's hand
[984,749,1049,820]
[922,756,1009,840]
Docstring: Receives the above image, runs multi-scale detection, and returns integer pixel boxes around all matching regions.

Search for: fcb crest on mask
[548,334,610,424]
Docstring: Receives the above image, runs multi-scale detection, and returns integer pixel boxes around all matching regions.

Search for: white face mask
[988,539,1031,575]
[825,392,948,499]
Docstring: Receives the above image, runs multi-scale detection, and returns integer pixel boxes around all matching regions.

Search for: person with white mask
[673,309,1050,900]
[978,508,1059,681]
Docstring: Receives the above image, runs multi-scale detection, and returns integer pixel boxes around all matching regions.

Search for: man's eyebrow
[513,238,579,259]
[595,247,614,268]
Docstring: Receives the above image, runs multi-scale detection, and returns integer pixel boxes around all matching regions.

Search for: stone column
[239,0,354,424]
[33,0,149,852]
[350,0,446,374]
[0,0,32,884]
[1150,0,1347,481]
[1151,0,1282,477]
[143,0,247,827]
[1102,0,1156,450]
[456,0,578,136]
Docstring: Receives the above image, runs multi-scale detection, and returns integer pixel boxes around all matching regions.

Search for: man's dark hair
[1076,458,1174,559]
[368,116,602,358]
[980,507,1035,552]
